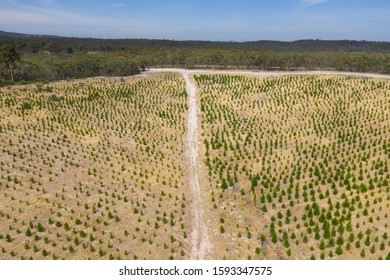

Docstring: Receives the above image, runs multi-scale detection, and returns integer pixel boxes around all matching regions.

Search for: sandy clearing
[149,68,390,79]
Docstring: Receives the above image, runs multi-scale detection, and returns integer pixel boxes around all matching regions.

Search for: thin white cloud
[0,7,103,25]
[0,2,145,27]
[0,9,53,23]
[99,3,125,8]
[0,1,158,38]
[299,0,329,9]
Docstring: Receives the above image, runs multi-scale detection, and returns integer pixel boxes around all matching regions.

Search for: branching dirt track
[148,68,390,260]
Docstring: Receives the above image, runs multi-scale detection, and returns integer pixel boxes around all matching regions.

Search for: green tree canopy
[0,44,20,81]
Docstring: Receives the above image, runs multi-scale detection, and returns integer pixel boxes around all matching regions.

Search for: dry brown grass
[0,74,190,260]
[196,74,390,260]
[1,73,389,260]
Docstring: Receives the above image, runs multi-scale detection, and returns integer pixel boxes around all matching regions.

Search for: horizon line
[1,29,390,44]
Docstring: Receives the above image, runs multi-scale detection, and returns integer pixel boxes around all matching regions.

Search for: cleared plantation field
[0,74,190,260]
[196,74,390,260]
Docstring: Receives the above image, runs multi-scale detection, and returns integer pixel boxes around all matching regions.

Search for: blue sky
[0,0,389,41]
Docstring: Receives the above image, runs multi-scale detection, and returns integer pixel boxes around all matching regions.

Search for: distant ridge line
[1,30,390,53]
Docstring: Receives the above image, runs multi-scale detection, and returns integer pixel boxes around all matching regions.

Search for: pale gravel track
[181,72,211,260]
[148,68,390,260]
[149,68,390,79]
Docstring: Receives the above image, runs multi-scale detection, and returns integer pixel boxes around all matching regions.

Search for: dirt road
[149,68,390,79]
[182,71,211,259]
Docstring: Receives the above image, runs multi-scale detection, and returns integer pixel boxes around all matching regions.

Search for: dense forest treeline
[2,30,390,53]
[1,30,390,83]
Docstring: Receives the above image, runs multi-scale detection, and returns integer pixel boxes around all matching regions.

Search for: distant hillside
[1,30,390,53]
[0,30,30,37]
[0,30,58,38]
